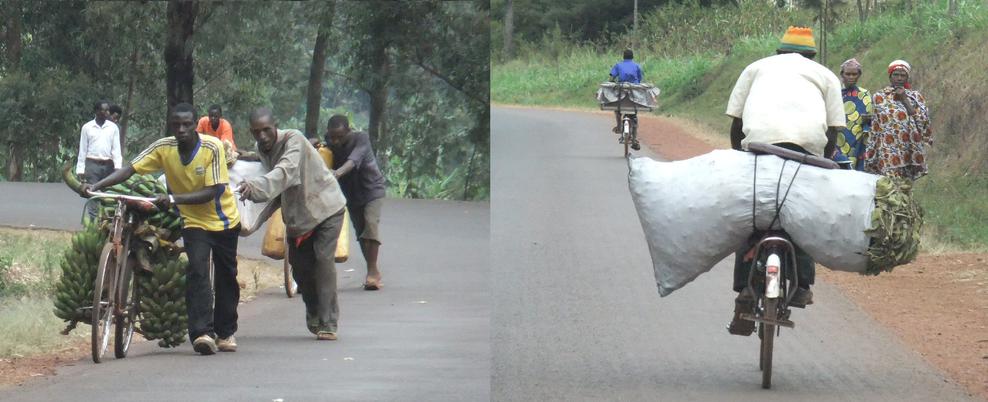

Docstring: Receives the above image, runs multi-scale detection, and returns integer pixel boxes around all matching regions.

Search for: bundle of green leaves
[864,176,924,275]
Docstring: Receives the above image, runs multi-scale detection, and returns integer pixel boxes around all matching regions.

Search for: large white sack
[628,150,879,296]
[228,160,269,232]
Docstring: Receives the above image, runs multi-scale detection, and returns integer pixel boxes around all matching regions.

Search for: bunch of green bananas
[53,223,107,330]
[138,250,189,348]
[864,176,924,275]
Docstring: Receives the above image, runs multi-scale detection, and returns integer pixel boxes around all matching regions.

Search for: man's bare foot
[363,273,382,291]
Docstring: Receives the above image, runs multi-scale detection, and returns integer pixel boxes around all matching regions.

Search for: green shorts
[349,198,382,244]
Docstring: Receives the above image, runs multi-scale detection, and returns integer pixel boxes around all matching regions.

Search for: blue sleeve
[610,64,618,78]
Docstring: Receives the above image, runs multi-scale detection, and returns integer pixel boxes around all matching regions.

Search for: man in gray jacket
[237,108,347,341]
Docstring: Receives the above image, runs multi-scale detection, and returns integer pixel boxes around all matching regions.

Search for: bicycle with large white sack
[735,142,839,389]
[596,82,660,157]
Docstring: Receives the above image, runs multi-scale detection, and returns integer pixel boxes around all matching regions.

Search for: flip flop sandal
[362,281,382,291]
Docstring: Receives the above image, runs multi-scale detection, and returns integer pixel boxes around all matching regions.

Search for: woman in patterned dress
[863,60,933,180]
[833,58,873,170]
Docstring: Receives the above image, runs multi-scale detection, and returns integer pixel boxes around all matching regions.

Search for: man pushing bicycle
[83,103,242,355]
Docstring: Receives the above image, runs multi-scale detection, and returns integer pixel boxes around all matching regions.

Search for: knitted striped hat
[778,26,816,53]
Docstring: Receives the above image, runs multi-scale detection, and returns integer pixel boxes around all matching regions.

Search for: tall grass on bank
[915,175,988,252]
[493,47,718,109]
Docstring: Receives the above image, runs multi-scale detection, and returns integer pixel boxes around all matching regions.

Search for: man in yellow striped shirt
[84,103,242,355]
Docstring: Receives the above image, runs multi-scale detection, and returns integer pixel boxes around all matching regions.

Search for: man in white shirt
[724,27,845,336]
[76,100,122,184]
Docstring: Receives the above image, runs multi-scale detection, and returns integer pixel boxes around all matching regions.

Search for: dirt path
[635,112,988,401]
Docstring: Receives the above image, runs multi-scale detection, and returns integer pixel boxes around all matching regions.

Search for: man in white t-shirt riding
[724,26,845,336]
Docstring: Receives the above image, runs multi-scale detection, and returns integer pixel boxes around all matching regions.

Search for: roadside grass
[915,175,988,254]
[0,297,87,358]
[0,227,283,359]
[0,228,71,298]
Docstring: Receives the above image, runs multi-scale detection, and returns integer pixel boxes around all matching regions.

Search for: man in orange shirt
[197,104,237,150]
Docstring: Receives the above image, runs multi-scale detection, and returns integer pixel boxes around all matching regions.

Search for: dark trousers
[287,208,344,334]
[733,234,815,292]
[83,158,115,184]
[181,225,240,341]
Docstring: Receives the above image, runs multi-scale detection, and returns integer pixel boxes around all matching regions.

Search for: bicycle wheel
[284,238,296,298]
[622,118,630,157]
[91,243,115,363]
[760,298,778,389]
[114,251,136,358]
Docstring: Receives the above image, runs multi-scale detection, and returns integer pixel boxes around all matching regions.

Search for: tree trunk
[121,44,139,151]
[948,0,958,17]
[4,1,24,181]
[820,0,829,66]
[463,144,477,200]
[503,0,514,58]
[368,82,388,154]
[633,0,639,50]
[857,0,866,23]
[305,3,335,138]
[164,0,197,123]
[366,25,390,155]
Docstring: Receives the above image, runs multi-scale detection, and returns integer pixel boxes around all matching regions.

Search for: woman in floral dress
[833,58,873,170]
[863,60,933,180]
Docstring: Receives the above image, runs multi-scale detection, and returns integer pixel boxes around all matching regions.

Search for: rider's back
[611,59,643,84]
[726,53,844,157]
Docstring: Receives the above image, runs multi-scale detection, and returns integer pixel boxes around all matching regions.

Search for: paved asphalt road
[490,107,976,402]
[0,186,489,402]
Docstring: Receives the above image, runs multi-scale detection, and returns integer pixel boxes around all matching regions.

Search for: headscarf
[778,26,816,54]
[840,58,862,73]
[887,59,912,89]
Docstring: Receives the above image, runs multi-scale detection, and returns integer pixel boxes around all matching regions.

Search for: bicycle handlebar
[87,191,157,203]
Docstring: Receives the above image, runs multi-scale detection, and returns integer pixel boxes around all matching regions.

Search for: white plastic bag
[628,150,879,296]
[228,160,269,233]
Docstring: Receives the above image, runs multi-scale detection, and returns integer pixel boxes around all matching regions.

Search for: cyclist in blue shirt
[609,49,644,149]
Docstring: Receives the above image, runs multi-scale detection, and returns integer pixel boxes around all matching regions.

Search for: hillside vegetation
[493,1,988,248]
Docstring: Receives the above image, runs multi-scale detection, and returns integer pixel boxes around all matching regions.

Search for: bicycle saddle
[747,142,838,170]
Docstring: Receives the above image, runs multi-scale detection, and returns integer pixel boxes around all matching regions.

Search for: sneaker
[316,331,337,341]
[612,126,621,134]
[193,335,217,355]
[789,287,814,308]
[727,289,756,336]
[631,141,641,151]
[217,336,237,352]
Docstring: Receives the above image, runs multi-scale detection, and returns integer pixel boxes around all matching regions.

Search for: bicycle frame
[88,191,157,362]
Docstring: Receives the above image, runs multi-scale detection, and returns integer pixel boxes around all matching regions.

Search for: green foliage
[338,1,489,200]
[0,1,489,200]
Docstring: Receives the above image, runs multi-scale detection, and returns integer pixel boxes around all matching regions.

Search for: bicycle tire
[92,243,115,363]
[113,251,136,358]
[284,238,296,298]
[758,322,765,371]
[760,298,778,389]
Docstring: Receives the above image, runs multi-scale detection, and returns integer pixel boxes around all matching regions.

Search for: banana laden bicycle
[86,191,160,363]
